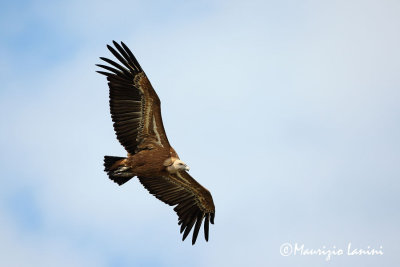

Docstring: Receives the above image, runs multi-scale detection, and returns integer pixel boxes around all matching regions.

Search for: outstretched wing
[138,171,215,245]
[97,41,171,154]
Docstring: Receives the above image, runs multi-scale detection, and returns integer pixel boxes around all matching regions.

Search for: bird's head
[173,159,190,172]
[164,157,190,173]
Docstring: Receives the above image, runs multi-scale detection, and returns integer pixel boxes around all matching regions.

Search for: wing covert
[97,41,171,154]
[138,171,215,245]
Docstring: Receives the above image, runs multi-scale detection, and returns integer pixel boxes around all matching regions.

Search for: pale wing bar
[97,41,145,154]
[138,173,215,245]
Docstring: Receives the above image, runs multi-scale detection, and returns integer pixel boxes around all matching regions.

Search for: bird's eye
[179,163,183,165]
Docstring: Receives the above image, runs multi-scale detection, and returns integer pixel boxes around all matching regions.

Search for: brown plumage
[97,41,215,245]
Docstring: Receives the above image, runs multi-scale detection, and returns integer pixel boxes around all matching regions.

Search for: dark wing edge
[138,172,215,245]
[97,41,171,153]
[96,41,145,154]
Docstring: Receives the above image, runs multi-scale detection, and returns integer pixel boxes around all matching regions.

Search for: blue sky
[1,0,399,266]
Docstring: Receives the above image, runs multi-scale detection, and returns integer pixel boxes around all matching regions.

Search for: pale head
[164,157,190,173]
[173,159,190,172]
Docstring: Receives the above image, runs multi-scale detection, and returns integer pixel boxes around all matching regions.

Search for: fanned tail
[104,156,134,185]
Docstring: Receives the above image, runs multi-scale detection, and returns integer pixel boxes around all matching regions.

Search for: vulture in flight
[97,41,215,245]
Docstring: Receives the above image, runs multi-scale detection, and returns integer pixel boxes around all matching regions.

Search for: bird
[96,41,215,245]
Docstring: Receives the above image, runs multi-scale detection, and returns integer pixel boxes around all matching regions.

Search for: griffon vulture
[96,41,215,245]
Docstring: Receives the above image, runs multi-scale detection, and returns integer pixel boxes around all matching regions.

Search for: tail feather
[104,156,134,185]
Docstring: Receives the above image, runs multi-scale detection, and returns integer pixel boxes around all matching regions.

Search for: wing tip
[96,70,113,77]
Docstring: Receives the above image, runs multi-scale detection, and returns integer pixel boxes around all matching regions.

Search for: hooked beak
[185,166,190,171]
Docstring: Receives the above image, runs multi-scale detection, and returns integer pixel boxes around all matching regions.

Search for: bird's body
[97,41,215,245]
